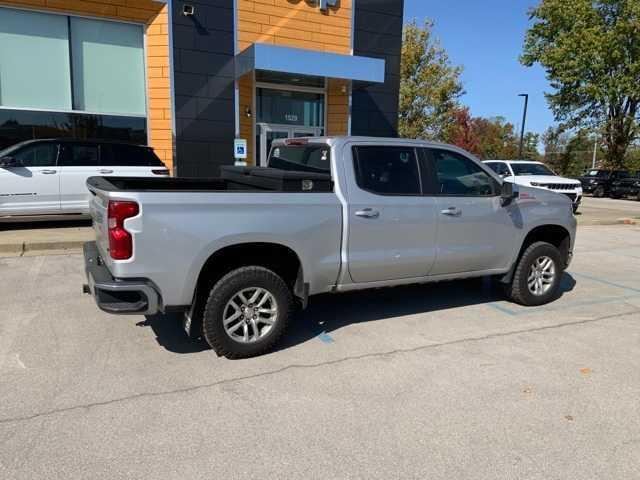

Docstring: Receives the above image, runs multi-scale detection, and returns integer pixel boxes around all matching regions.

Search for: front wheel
[506,242,563,306]
[202,266,293,359]
[593,186,605,198]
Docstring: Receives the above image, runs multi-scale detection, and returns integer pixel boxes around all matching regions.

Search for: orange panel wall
[0,0,173,171]
[237,0,352,54]
[237,0,352,163]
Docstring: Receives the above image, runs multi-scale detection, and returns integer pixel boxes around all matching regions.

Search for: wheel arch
[185,242,306,338]
[501,224,572,284]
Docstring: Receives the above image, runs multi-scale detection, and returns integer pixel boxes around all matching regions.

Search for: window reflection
[0,109,147,150]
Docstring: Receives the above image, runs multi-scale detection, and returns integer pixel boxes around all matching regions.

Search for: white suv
[0,139,169,220]
[484,160,583,213]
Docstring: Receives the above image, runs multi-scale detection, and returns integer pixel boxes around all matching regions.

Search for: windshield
[268,144,331,174]
[585,170,607,177]
[510,163,554,176]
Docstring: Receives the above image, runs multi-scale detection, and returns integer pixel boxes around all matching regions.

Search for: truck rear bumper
[83,242,161,315]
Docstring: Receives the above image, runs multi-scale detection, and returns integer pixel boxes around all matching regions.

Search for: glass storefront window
[0,7,145,117]
[70,18,146,116]
[0,8,72,110]
[0,109,147,150]
[257,88,324,128]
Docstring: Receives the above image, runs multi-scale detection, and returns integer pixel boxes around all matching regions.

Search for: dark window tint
[67,144,99,166]
[100,144,164,167]
[431,149,496,196]
[0,108,147,151]
[353,146,421,195]
[486,162,510,176]
[12,143,58,167]
[268,145,330,173]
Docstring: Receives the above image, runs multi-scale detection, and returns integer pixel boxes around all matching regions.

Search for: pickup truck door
[345,145,438,283]
[424,148,515,275]
[0,142,61,215]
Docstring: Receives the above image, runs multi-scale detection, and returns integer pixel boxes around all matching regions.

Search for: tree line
[400,0,639,174]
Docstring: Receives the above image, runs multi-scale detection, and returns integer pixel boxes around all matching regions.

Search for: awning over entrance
[235,43,385,83]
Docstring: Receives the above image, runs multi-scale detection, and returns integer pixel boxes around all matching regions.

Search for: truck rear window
[268,145,330,174]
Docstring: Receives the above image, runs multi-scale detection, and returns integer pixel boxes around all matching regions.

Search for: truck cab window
[431,149,496,196]
[352,146,421,195]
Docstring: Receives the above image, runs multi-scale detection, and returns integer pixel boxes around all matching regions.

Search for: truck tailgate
[88,188,110,260]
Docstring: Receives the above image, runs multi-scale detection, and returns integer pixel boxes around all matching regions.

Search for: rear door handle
[440,207,462,217]
[355,208,380,219]
[99,169,114,174]
[41,169,57,175]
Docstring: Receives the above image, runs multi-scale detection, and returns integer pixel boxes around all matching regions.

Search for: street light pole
[518,93,529,159]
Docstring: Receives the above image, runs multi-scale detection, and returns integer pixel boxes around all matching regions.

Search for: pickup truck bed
[86,166,332,193]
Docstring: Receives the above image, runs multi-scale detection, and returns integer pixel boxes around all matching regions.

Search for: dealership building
[0,0,404,175]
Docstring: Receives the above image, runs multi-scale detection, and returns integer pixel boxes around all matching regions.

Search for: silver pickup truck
[83,137,576,358]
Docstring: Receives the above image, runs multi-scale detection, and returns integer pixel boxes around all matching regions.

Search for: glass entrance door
[258,124,322,166]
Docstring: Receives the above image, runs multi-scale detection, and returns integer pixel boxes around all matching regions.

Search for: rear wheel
[506,242,563,306]
[202,266,293,359]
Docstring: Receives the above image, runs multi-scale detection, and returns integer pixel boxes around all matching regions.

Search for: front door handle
[440,207,462,217]
[41,169,57,175]
[99,169,114,174]
[355,208,380,219]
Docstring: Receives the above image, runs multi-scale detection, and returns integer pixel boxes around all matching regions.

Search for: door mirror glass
[501,181,519,205]
[0,156,19,167]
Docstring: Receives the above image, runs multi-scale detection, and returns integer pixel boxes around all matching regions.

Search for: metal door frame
[257,123,323,166]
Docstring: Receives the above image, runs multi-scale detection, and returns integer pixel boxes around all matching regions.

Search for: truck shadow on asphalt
[139,273,576,356]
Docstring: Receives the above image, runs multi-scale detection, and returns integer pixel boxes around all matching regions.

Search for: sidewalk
[0,220,93,257]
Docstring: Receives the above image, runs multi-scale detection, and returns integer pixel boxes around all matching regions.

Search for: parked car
[484,160,583,213]
[609,171,640,200]
[578,169,631,198]
[0,139,169,220]
[83,137,577,358]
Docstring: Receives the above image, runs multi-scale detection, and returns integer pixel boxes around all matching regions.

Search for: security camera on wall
[182,4,195,16]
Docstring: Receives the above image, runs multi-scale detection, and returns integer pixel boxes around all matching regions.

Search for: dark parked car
[578,169,631,197]
[610,171,640,200]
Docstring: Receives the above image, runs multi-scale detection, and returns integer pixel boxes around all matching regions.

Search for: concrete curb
[0,240,85,257]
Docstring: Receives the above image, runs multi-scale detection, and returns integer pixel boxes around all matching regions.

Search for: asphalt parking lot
[1,221,640,479]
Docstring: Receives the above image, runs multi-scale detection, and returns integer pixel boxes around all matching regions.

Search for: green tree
[472,116,520,160]
[399,19,465,140]
[521,0,640,168]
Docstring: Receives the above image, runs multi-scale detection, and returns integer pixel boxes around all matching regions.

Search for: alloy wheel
[222,287,278,343]
[527,255,556,296]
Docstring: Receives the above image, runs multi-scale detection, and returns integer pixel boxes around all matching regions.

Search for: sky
[403,0,556,138]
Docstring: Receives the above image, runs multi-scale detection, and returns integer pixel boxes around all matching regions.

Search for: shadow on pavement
[140,273,576,355]
[0,219,92,231]
[137,313,210,354]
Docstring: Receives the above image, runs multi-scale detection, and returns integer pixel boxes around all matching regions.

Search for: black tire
[202,266,293,359]
[506,241,563,306]
[572,204,579,214]
[593,186,605,198]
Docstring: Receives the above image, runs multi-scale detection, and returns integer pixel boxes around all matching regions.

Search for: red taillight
[152,169,170,176]
[108,201,139,260]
